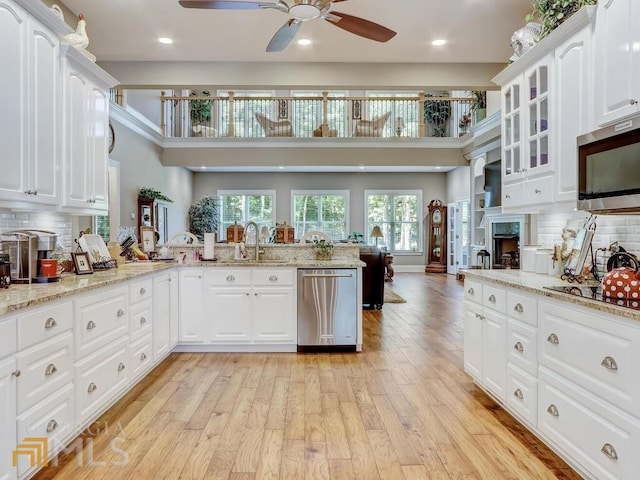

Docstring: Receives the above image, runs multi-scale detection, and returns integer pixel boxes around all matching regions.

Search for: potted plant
[312,239,334,260]
[189,90,212,128]
[469,90,487,123]
[458,113,471,135]
[188,195,218,242]
[526,0,597,39]
[424,93,451,137]
[138,187,173,203]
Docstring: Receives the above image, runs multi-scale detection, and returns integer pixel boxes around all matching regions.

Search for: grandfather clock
[425,199,447,273]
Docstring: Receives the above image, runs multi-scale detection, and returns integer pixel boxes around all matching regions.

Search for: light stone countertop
[462,269,640,322]
[0,258,364,316]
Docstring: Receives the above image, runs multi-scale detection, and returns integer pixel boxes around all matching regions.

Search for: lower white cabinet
[152,272,172,360]
[130,334,153,380]
[205,287,252,343]
[170,270,179,348]
[0,357,17,480]
[463,301,483,382]
[178,268,204,342]
[252,287,295,343]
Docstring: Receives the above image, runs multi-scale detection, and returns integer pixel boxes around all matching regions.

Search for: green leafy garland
[138,187,173,203]
[526,0,597,39]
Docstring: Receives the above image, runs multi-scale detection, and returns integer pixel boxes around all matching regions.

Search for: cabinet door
[595,0,640,125]
[501,79,523,182]
[523,60,552,178]
[170,270,179,347]
[63,67,89,207]
[206,287,251,343]
[153,273,171,361]
[0,357,17,480]
[178,269,204,342]
[88,85,109,210]
[252,287,295,343]
[483,309,507,401]
[463,304,483,382]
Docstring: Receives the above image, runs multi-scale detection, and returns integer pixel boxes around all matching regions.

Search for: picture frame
[72,252,93,275]
[140,226,156,253]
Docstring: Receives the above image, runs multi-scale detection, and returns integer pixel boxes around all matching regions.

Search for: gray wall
[446,166,470,204]
[193,171,446,266]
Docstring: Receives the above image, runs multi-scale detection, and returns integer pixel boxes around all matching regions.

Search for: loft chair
[255,112,293,137]
[353,111,391,137]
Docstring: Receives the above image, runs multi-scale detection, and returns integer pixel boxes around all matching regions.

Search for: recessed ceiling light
[158,37,173,45]
[200,166,207,170]
[432,39,446,46]
[435,166,442,170]
[359,166,365,170]
[278,166,285,170]
[297,38,312,46]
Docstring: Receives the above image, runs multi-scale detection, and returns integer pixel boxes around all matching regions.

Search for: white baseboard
[392,265,425,273]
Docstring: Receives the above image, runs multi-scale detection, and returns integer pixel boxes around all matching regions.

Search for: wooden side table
[385,254,394,282]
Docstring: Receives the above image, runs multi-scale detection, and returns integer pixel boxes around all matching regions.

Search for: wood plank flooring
[33,273,581,480]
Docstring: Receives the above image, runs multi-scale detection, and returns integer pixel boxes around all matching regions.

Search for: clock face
[108,122,115,154]
[432,209,441,223]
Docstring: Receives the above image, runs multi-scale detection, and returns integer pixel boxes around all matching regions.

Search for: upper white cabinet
[493,7,595,212]
[0,0,59,207]
[594,0,640,126]
[61,47,116,213]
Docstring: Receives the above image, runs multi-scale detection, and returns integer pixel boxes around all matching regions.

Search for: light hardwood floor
[34,273,581,480]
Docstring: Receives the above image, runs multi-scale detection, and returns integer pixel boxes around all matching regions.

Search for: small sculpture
[61,14,89,51]
[510,22,542,61]
[50,4,64,22]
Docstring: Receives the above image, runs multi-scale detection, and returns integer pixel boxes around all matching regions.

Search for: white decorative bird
[61,14,89,51]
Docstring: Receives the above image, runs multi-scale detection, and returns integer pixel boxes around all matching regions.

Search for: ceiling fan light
[298,38,311,45]
[432,39,447,46]
[289,3,320,20]
[158,37,173,45]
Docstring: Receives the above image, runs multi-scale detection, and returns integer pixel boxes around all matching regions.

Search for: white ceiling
[60,0,531,64]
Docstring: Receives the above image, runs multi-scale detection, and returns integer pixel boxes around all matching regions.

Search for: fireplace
[485,214,530,269]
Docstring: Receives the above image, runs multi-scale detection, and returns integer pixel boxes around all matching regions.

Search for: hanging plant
[188,195,218,242]
[424,93,451,137]
[138,187,173,203]
[526,0,597,39]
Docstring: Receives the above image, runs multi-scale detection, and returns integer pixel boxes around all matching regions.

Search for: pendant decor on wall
[278,100,289,119]
[352,100,361,120]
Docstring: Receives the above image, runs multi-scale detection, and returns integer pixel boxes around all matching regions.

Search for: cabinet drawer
[539,300,640,417]
[205,269,251,286]
[507,290,537,326]
[16,383,74,478]
[539,367,640,480]
[252,268,294,286]
[130,334,153,380]
[16,332,73,413]
[464,278,483,304]
[130,300,152,341]
[75,336,129,425]
[507,318,538,376]
[524,175,554,205]
[503,183,523,208]
[129,278,152,305]
[74,287,128,360]
[506,364,537,428]
[17,301,72,350]
[483,284,506,313]
[0,316,16,359]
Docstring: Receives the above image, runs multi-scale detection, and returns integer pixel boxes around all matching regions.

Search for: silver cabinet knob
[269,275,278,282]
[44,318,57,329]
[46,419,58,433]
[140,352,147,361]
[87,320,96,330]
[534,189,541,194]
[467,287,474,295]
[226,275,235,282]
[117,309,125,317]
[547,404,559,417]
[45,363,58,376]
[513,303,524,313]
[88,382,98,393]
[140,287,146,295]
[546,333,559,345]
[601,443,618,460]
[630,99,638,105]
[140,316,147,325]
[117,362,126,372]
[514,341,524,353]
[505,194,511,199]
[488,294,496,303]
[12,370,20,377]
[513,389,523,400]
[600,356,618,371]
[254,293,258,296]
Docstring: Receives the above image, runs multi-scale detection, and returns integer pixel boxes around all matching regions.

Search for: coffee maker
[1,230,59,283]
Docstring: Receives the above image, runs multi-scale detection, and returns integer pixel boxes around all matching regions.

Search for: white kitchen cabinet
[170,270,179,348]
[61,47,116,213]
[178,268,204,342]
[0,357,17,480]
[153,272,172,361]
[594,0,640,126]
[463,301,483,382]
[206,287,252,342]
[252,287,295,343]
[0,0,59,207]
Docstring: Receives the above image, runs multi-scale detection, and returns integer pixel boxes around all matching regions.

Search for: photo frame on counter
[140,226,156,253]
[72,252,93,275]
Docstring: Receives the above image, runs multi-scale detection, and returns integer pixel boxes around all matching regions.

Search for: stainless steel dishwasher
[297,268,357,351]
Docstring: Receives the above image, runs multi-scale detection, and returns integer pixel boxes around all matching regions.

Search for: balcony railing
[160,91,482,140]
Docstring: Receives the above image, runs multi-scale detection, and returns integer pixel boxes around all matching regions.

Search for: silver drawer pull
[269,275,278,282]
[140,287,146,295]
[46,419,58,433]
[601,443,618,460]
[140,352,147,361]
[117,362,126,372]
[117,309,125,317]
[226,275,235,281]
[44,317,57,329]
[87,320,96,330]
[140,316,147,325]
[12,370,20,377]
[514,341,524,353]
[546,333,559,345]
[505,194,511,199]
[45,363,58,376]
[87,382,98,393]
[475,313,484,320]
[513,303,524,313]
[601,356,618,371]
[488,294,496,303]
[513,389,523,400]
[547,404,559,417]
[534,189,541,194]
[467,287,474,295]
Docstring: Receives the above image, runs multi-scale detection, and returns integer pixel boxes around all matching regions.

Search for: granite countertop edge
[462,269,640,322]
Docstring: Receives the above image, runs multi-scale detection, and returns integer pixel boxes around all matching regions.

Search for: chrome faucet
[243,221,265,261]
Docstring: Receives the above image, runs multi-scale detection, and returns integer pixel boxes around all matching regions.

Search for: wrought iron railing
[160,91,483,139]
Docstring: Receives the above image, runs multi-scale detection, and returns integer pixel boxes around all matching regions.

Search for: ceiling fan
[178,0,397,52]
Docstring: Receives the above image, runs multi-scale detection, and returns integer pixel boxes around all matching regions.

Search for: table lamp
[371,225,383,245]
[395,117,405,137]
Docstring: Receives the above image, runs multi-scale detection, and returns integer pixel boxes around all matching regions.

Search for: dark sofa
[359,246,387,309]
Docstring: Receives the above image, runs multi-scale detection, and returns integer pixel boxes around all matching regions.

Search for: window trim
[291,189,350,241]
[217,189,276,240]
[364,189,423,254]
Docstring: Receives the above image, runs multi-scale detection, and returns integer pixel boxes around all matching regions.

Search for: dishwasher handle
[302,273,354,278]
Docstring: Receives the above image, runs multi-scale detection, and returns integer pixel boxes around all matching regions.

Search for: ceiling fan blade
[178,1,279,9]
[266,19,301,52]
[326,11,396,42]
[316,0,347,9]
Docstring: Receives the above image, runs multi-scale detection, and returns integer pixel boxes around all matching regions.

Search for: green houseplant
[188,195,218,242]
[189,90,212,126]
[138,187,173,203]
[469,90,487,123]
[526,0,597,39]
[312,239,334,259]
[424,93,451,137]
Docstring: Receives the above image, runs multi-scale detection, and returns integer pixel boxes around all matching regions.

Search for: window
[291,91,348,137]
[217,90,275,137]
[365,190,422,253]
[366,91,421,137]
[292,190,349,241]
[218,190,275,241]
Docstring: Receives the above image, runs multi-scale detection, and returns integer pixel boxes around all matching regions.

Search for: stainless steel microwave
[578,116,640,214]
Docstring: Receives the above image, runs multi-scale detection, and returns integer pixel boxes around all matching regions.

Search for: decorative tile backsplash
[0,210,73,251]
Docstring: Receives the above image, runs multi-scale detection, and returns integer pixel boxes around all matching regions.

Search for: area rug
[384,288,407,304]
